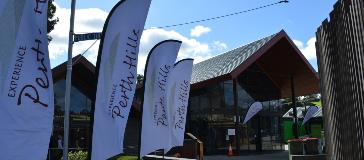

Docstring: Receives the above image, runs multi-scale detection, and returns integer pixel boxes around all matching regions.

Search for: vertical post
[233,79,240,154]
[195,139,198,160]
[304,106,309,135]
[290,75,299,139]
[63,0,76,160]
[138,101,144,160]
[256,115,262,151]
[162,149,165,160]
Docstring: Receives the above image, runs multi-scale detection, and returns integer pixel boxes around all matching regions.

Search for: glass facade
[49,79,92,159]
[188,69,285,154]
[46,62,287,157]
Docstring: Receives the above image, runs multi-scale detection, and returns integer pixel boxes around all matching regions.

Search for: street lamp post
[63,0,76,159]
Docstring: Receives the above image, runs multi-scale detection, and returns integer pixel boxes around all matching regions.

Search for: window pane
[50,79,92,159]
[224,80,234,107]
[237,83,254,110]
[207,84,223,109]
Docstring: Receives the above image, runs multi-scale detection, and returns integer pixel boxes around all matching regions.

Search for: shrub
[68,150,87,160]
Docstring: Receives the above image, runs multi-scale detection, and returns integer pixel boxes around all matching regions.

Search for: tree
[137,74,144,86]
[281,94,321,112]
[47,0,59,42]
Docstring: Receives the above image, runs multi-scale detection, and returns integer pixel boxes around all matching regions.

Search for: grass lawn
[312,100,322,107]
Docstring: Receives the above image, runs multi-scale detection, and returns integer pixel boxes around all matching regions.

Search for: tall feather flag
[165,59,194,152]
[302,106,319,125]
[243,102,263,124]
[0,0,54,159]
[91,0,151,159]
[140,40,182,157]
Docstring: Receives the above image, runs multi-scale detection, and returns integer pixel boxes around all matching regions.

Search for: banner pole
[63,0,77,160]
[138,70,146,160]
[163,149,165,160]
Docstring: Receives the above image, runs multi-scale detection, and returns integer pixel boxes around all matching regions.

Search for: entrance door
[260,115,284,150]
[237,114,261,151]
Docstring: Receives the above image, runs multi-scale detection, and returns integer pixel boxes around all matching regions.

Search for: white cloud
[293,37,317,60]
[293,39,303,49]
[49,4,226,74]
[190,25,211,37]
[48,3,107,60]
[137,28,213,74]
[211,41,228,51]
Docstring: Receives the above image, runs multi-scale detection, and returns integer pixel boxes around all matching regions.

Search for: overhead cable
[146,0,289,30]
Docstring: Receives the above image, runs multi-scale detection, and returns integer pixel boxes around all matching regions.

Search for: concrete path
[204,151,289,160]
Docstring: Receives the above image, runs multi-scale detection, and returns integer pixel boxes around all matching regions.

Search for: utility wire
[73,0,289,59]
[146,0,289,30]
[74,0,289,34]
[73,39,99,65]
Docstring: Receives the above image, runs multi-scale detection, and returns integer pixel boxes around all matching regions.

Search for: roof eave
[230,30,286,79]
[191,74,231,90]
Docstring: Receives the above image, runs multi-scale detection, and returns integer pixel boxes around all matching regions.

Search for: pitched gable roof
[190,30,320,98]
[191,33,276,84]
[52,55,96,99]
[52,55,95,81]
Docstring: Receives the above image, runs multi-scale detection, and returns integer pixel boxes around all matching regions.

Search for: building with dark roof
[48,30,319,157]
[49,55,141,158]
[191,30,318,97]
[186,30,319,154]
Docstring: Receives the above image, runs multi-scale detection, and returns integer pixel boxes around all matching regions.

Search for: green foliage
[59,152,137,160]
[137,74,144,85]
[281,94,321,113]
[312,100,322,107]
[115,156,138,160]
[67,151,88,160]
[47,0,59,42]
[107,154,138,160]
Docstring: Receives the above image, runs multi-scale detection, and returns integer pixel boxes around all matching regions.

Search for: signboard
[228,129,235,135]
[165,59,194,152]
[91,0,151,159]
[74,32,101,42]
[0,1,54,159]
[140,40,181,157]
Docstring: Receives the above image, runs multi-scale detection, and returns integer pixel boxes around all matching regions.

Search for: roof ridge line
[194,31,279,66]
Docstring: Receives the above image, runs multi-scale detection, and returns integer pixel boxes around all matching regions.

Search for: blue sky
[50,0,337,73]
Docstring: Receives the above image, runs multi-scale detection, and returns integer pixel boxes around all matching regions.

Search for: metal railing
[185,133,204,160]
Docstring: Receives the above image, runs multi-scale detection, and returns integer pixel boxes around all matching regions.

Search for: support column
[291,75,299,139]
[233,79,240,154]
[256,115,262,151]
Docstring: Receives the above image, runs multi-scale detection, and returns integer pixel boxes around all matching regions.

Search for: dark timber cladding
[316,0,364,159]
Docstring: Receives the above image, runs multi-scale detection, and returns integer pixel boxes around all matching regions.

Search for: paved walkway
[204,151,289,160]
